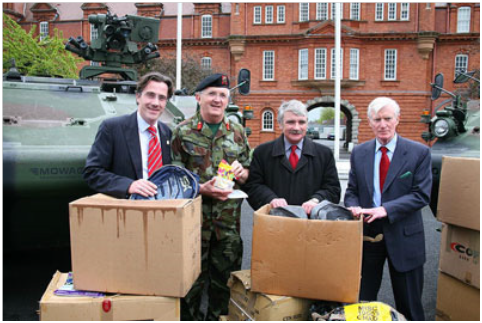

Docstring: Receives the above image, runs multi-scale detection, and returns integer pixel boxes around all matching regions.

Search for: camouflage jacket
[171,112,251,241]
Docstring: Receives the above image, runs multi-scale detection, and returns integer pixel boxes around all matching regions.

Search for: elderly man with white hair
[344,97,432,321]
[244,99,341,214]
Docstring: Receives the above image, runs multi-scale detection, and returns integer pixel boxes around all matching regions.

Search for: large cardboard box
[437,156,480,231]
[69,194,201,297]
[435,272,480,321]
[39,271,180,321]
[251,205,363,303]
[439,223,480,288]
[228,270,313,321]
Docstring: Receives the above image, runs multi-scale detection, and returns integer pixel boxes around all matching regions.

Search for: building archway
[306,96,361,148]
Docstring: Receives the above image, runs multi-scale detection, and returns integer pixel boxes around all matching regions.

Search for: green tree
[3,13,82,78]
[318,108,344,124]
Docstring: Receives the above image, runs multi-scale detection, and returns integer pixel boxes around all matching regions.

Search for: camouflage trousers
[181,231,243,321]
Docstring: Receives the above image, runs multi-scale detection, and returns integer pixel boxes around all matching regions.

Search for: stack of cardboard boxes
[435,156,480,321]
[39,194,202,321]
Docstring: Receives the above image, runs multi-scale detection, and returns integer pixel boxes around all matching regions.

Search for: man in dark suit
[83,72,173,199]
[244,100,341,214]
[344,97,432,321]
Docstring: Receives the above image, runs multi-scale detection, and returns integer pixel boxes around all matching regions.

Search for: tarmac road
[3,200,441,321]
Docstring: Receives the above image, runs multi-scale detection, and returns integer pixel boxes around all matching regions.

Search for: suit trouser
[360,237,425,321]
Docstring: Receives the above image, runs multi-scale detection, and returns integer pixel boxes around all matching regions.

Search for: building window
[201,57,212,71]
[277,5,285,23]
[235,4,240,15]
[331,3,343,20]
[263,50,275,81]
[90,23,99,41]
[350,3,360,20]
[457,7,471,33]
[400,3,410,20]
[384,49,397,80]
[39,21,49,41]
[316,3,329,20]
[201,15,212,38]
[315,48,327,79]
[455,54,469,75]
[375,3,384,21]
[331,48,343,80]
[349,49,359,80]
[298,49,309,80]
[262,110,274,131]
[266,5,273,24]
[254,6,262,24]
[388,3,397,20]
[299,3,309,22]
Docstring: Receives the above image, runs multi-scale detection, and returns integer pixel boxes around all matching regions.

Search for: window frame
[454,54,469,76]
[298,49,309,80]
[349,48,359,80]
[262,110,275,131]
[201,15,212,38]
[350,3,360,21]
[400,3,410,21]
[331,47,343,80]
[384,49,397,81]
[331,3,344,20]
[201,57,212,71]
[315,48,327,80]
[39,21,49,41]
[388,3,397,21]
[457,6,471,33]
[263,50,275,81]
[254,6,262,24]
[277,5,285,23]
[265,5,274,24]
[299,3,310,22]
[316,3,329,21]
[375,3,384,21]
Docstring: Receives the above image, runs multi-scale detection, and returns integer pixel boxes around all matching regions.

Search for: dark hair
[136,72,174,98]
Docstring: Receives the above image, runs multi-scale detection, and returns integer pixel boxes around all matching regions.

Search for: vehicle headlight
[433,119,449,137]
[227,113,242,124]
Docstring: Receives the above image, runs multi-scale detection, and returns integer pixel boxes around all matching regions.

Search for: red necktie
[148,126,163,177]
[379,147,390,191]
[289,145,299,169]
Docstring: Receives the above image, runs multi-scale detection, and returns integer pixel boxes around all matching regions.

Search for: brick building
[4,2,480,147]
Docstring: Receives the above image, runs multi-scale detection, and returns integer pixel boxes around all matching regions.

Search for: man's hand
[231,160,249,184]
[361,206,388,223]
[302,200,318,215]
[348,206,364,218]
[270,198,288,208]
[200,178,232,201]
[128,179,158,197]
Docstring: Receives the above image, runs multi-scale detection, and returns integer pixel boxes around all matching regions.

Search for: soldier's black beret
[195,73,230,92]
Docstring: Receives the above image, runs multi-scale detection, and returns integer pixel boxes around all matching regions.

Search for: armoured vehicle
[3,13,251,251]
[420,71,480,214]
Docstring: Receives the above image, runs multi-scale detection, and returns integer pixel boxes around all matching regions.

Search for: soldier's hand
[231,160,248,184]
[128,179,157,197]
[200,178,233,201]
[270,198,288,208]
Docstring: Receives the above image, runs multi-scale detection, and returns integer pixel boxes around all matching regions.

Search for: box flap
[70,195,200,211]
[229,270,252,290]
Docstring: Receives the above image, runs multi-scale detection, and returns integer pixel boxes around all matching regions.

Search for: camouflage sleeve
[170,126,186,167]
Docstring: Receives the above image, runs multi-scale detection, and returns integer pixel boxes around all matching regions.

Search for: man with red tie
[244,99,341,214]
[83,72,173,198]
[344,97,432,320]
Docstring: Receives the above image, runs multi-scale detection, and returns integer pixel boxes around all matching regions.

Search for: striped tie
[148,126,163,177]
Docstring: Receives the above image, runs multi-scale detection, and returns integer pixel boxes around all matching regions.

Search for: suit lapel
[124,113,143,179]
[363,140,376,198]
[382,136,408,194]
[273,136,294,173]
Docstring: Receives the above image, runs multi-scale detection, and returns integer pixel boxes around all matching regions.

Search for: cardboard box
[39,271,180,321]
[437,156,480,231]
[219,315,229,321]
[435,272,480,321]
[227,270,312,321]
[69,194,201,297]
[439,223,480,288]
[251,205,363,303]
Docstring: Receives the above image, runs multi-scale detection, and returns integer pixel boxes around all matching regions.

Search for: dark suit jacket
[344,136,432,272]
[244,135,341,211]
[83,112,172,198]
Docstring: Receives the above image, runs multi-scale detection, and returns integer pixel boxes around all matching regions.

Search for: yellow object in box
[39,271,180,321]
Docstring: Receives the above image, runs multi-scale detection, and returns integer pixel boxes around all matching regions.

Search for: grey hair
[277,100,308,124]
[367,97,400,119]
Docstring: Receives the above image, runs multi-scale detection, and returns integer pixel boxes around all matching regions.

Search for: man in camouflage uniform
[171,74,251,321]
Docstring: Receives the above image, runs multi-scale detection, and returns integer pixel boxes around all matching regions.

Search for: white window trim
[350,3,360,21]
[457,7,471,33]
[299,3,310,22]
[384,49,397,81]
[254,6,262,24]
[262,110,275,131]
[263,50,275,81]
[39,21,49,41]
[277,5,285,23]
[201,15,212,38]
[201,57,212,71]
[375,3,384,21]
[401,3,410,21]
[349,49,359,80]
[315,48,327,80]
[266,5,273,24]
[388,3,397,21]
[454,54,469,75]
[316,3,328,21]
[331,48,343,80]
[298,49,309,80]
